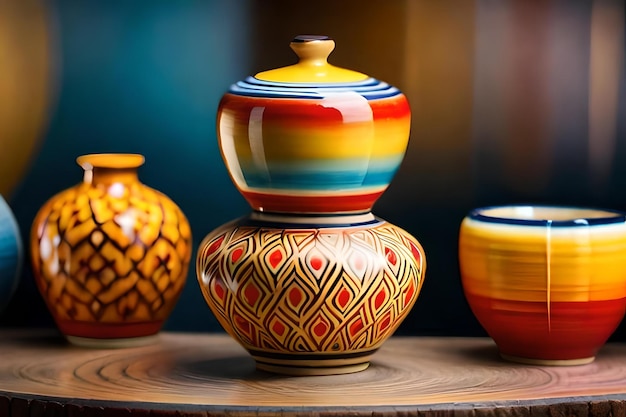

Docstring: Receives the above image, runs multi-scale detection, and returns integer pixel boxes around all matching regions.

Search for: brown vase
[31,154,192,347]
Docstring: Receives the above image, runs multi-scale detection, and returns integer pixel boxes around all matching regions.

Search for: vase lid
[228,35,401,99]
[255,35,367,84]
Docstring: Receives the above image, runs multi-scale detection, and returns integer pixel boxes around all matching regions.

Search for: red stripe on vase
[465,292,626,360]
[219,94,410,129]
[57,320,163,339]
[242,190,385,213]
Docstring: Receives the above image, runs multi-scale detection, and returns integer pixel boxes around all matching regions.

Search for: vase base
[250,349,376,376]
[66,334,159,349]
[256,361,370,376]
[500,353,595,366]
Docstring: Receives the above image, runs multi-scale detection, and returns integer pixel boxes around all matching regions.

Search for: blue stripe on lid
[228,76,402,100]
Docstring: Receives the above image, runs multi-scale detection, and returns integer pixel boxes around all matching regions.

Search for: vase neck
[76,153,144,186]
[84,167,138,186]
[248,211,378,227]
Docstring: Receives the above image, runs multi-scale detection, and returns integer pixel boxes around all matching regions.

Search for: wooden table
[1,330,626,416]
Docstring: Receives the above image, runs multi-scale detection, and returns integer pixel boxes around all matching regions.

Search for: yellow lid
[255,35,369,84]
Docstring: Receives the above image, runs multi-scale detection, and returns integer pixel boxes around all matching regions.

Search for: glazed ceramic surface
[0,195,22,314]
[198,36,425,375]
[217,35,411,214]
[31,154,192,347]
[197,212,424,375]
[459,205,626,365]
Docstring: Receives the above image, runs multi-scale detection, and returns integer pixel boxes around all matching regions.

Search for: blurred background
[1,0,626,339]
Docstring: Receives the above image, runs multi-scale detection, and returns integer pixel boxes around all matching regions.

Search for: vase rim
[76,153,145,170]
[468,205,626,227]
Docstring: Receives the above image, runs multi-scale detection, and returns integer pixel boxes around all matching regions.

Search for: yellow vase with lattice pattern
[31,154,192,347]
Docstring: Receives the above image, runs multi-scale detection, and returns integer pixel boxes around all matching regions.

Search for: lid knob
[254,35,368,83]
[289,35,335,67]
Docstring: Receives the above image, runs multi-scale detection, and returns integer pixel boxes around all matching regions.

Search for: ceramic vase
[31,154,192,347]
[196,35,426,375]
[459,205,626,365]
[0,195,22,314]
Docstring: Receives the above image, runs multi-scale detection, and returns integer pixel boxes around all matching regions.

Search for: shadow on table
[453,342,509,367]
[174,354,272,381]
[1,328,68,348]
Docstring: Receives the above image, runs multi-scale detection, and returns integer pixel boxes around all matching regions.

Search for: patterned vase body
[31,154,192,347]
[197,36,426,375]
[0,195,22,314]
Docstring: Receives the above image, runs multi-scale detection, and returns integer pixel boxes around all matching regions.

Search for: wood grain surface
[1,329,626,416]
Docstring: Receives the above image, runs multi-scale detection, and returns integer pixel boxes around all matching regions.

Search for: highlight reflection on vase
[197,35,426,375]
[31,154,192,347]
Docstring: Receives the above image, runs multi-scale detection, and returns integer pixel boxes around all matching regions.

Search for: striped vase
[459,205,626,365]
[197,36,426,375]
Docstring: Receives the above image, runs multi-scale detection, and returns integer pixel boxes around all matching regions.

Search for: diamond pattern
[197,220,425,354]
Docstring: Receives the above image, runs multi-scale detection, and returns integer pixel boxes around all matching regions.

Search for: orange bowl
[459,205,626,365]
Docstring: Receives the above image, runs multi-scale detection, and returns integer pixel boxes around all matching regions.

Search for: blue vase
[0,194,22,313]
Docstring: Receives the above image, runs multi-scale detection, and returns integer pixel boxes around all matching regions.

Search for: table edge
[2,389,626,416]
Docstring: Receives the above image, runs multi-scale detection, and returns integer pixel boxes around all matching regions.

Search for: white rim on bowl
[468,205,626,227]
